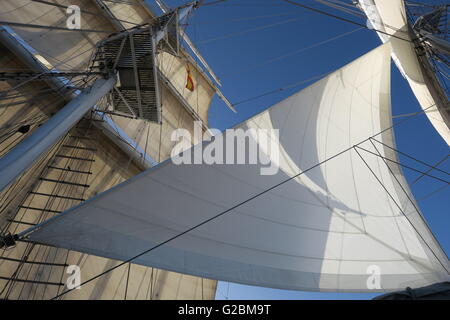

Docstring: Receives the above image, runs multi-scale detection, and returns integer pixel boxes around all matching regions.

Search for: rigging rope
[417,184,449,202]
[0,45,95,96]
[4,121,99,299]
[356,145,450,184]
[371,137,450,177]
[192,12,298,25]
[411,154,449,185]
[0,135,69,298]
[198,17,303,44]
[223,27,363,79]
[280,0,413,43]
[314,0,366,18]
[101,0,143,6]
[200,0,233,6]
[231,71,331,107]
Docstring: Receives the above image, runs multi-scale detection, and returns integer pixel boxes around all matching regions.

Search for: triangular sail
[358,0,450,146]
[26,43,450,292]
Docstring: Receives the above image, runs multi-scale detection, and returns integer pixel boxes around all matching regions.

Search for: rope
[192,12,298,25]
[370,137,449,177]
[223,27,363,79]
[356,145,449,184]
[198,17,303,44]
[412,155,449,185]
[1,45,95,96]
[231,71,331,107]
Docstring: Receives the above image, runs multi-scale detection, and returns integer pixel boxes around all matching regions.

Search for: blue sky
[148,0,449,299]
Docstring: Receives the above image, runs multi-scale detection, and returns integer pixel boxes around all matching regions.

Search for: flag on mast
[185,64,195,91]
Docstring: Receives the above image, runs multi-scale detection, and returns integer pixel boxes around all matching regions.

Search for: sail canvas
[359,0,450,146]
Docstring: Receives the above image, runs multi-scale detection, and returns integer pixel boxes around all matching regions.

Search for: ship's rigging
[0,0,449,300]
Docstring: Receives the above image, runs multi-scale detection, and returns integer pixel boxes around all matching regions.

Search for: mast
[154,0,236,112]
[0,1,196,190]
[412,5,450,56]
[0,27,154,171]
[0,76,116,191]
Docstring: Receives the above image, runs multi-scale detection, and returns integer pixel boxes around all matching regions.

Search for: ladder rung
[7,219,36,226]
[29,191,85,202]
[16,239,59,249]
[47,166,92,175]
[69,135,95,140]
[0,276,64,286]
[39,178,90,188]
[55,154,95,162]
[0,257,69,267]
[18,206,62,214]
[62,144,97,151]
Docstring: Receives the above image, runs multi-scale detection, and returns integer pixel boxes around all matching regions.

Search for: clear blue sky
[148,0,449,300]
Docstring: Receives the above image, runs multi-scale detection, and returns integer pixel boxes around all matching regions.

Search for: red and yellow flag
[185,64,195,92]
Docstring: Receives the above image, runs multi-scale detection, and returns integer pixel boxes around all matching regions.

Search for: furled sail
[25,43,450,292]
[358,0,450,146]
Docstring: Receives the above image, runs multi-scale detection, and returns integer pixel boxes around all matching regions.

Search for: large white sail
[358,0,450,146]
[25,43,450,292]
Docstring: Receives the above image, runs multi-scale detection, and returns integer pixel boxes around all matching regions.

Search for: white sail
[25,43,450,292]
[358,0,450,146]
